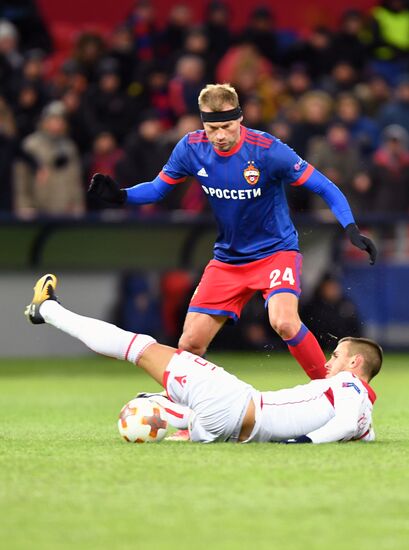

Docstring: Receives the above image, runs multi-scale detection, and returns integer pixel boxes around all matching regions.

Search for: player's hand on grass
[88,173,127,205]
[345,223,377,265]
[279,435,312,444]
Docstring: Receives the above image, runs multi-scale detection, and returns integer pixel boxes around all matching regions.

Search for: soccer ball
[118,398,169,443]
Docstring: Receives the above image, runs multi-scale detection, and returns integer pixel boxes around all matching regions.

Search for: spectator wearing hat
[0,0,52,54]
[0,19,22,72]
[13,101,84,218]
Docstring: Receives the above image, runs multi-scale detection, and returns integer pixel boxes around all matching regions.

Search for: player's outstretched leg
[25,274,156,364]
[25,273,58,324]
[25,274,192,433]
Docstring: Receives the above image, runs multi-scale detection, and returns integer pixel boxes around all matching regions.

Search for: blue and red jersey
[125,125,355,264]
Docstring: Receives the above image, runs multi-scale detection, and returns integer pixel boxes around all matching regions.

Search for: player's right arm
[304,375,371,444]
[87,136,191,206]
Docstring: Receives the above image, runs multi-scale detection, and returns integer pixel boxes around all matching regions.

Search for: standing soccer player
[89,83,376,378]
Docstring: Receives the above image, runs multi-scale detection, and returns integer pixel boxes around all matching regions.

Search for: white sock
[40,300,156,364]
[148,394,191,429]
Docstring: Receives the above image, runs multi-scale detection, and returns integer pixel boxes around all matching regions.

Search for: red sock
[285,324,327,380]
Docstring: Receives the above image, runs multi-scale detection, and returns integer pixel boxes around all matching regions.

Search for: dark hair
[339,337,383,381]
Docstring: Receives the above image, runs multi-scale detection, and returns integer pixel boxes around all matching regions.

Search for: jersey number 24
[269,268,295,287]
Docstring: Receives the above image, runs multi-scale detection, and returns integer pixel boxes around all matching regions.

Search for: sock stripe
[285,323,308,347]
[124,334,138,361]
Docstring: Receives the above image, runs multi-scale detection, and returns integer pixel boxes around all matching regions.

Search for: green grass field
[1,353,409,550]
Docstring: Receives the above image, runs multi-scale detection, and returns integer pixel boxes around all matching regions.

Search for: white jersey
[249,371,376,443]
[164,351,376,444]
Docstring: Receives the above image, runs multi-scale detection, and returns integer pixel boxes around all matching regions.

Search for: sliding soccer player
[26,274,381,444]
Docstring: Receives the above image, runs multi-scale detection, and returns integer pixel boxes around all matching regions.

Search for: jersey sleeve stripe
[245,130,274,143]
[188,132,208,143]
[246,136,274,145]
[159,170,187,184]
[244,138,271,148]
[188,136,209,142]
[290,163,314,186]
[245,134,273,144]
[245,135,273,144]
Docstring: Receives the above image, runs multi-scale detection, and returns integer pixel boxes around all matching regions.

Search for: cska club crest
[243,161,260,185]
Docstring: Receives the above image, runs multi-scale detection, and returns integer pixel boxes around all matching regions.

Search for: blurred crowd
[0,0,409,219]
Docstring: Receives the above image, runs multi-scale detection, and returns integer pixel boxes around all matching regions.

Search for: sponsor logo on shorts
[243,161,260,185]
[201,185,262,200]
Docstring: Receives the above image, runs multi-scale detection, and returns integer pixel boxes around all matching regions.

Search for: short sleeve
[267,139,313,186]
[159,136,192,184]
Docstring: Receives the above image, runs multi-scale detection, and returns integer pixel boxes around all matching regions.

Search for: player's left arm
[272,139,377,265]
[298,168,377,265]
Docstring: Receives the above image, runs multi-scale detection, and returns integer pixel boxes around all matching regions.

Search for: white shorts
[164,350,256,443]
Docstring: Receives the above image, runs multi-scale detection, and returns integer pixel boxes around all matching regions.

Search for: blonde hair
[198,83,239,111]
[339,337,383,381]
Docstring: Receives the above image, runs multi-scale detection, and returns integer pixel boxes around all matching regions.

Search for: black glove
[345,223,377,265]
[88,173,127,205]
[279,435,312,444]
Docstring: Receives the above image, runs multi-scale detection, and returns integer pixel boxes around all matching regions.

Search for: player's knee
[270,317,300,340]
[178,333,207,357]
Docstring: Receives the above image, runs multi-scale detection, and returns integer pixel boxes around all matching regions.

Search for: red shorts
[188,251,303,321]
